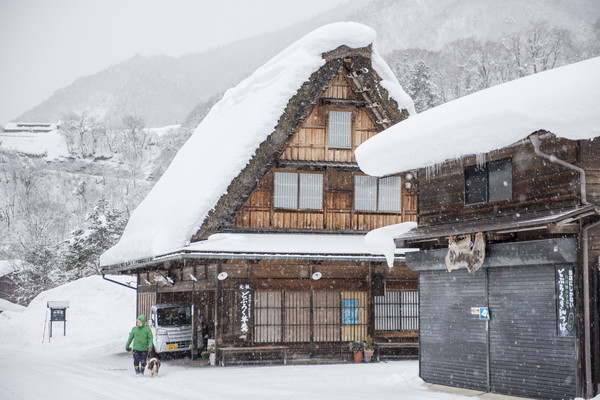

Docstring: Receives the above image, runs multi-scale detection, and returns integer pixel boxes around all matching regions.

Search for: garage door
[488,264,576,399]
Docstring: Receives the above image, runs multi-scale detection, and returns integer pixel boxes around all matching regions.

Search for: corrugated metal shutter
[419,268,488,391]
[488,264,576,399]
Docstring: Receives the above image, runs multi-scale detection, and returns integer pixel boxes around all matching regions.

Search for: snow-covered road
[1,344,474,400]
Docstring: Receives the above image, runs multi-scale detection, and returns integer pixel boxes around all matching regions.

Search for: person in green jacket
[126,314,153,375]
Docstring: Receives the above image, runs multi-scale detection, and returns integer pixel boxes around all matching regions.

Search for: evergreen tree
[61,199,127,280]
[398,60,442,113]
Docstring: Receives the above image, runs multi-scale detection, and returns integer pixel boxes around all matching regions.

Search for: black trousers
[132,350,147,373]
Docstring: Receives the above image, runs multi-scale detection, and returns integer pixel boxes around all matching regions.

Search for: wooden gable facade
[397,132,600,399]
[233,64,417,233]
[106,46,421,366]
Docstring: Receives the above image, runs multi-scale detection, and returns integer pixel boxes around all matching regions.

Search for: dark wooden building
[355,57,600,399]
[101,24,421,365]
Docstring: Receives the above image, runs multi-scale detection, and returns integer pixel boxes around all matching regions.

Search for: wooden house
[100,23,420,364]
[355,57,600,399]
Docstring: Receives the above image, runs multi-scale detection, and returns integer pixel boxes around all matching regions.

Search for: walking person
[126,314,153,375]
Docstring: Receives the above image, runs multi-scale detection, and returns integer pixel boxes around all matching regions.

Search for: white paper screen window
[299,173,323,210]
[274,172,298,208]
[378,176,402,212]
[328,111,352,148]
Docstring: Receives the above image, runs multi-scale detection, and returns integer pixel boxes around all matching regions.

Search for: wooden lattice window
[253,290,367,344]
[313,291,341,342]
[374,290,419,331]
[254,291,282,343]
[284,291,311,342]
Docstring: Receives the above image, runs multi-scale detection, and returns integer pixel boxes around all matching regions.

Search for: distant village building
[3,122,59,133]
[356,57,600,400]
[100,23,420,364]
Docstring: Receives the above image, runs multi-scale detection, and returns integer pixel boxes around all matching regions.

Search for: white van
[148,302,204,356]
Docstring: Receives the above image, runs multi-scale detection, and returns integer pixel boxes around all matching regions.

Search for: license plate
[166,344,178,350]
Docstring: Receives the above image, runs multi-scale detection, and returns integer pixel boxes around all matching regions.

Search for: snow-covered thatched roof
[100,22,414,268]
[355,57,600,176]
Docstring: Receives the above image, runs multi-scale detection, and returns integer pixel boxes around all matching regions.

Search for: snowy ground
[0,275,588,400]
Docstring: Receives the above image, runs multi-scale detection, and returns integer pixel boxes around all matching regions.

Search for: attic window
[274,172,323,210]
[354,175,402,212]
[328,111,352,148]
[465,159,512,205]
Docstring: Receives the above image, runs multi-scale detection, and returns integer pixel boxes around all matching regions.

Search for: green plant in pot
[363,335,375,362]
[350,340,364,363]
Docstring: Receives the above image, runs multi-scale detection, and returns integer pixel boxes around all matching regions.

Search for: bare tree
[60,112,107,157]
[120,115,150,186]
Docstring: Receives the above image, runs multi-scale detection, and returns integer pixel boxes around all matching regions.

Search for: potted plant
[363,335,375,362]
[201,340,216,365]
[350,340,364,363]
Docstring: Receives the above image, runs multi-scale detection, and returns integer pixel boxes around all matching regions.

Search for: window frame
[253,290,367,344]
[327,110,353,149]
[354,174,402,213]
[464,159,512,205]
[273,171,324,210]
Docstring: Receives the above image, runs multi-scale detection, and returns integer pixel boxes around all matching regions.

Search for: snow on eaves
[100,22,413,267]
[356,57,600,177]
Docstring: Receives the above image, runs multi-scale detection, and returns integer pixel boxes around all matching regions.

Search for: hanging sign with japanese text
[556,266,576,337]
[237,283,252,339]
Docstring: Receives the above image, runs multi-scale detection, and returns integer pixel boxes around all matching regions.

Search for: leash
[146,348,151,364]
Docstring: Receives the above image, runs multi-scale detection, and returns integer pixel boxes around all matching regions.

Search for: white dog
[147,357,161,377]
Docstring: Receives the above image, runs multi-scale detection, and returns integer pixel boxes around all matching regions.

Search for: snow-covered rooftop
[100,22,414,267]
[355,57,600,177]
[185,231,417,259]
[0,130,69,159]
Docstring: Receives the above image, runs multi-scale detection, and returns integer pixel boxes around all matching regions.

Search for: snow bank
[0,130,69,160]
[356,57,600,176]
[0,275,136,353]
[0,298,25,312]
[100,22,414,267]
[0,259,20,278]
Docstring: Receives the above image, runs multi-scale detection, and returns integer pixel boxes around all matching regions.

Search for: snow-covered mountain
[15,0,599,127]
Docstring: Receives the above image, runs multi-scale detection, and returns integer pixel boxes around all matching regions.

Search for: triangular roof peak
[100,22,414,268]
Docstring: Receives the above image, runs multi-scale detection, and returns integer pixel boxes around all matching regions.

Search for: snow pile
[0,259,20,278]
[356,57,600,176]
[364,222,418,267]
[0,298,25,312]
[0,275,136,352]
[100,22,414,267]
[0,130,69,159]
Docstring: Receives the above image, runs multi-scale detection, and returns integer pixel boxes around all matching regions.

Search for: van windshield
[156,306,192,326]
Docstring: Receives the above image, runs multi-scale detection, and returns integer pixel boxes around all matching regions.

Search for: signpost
[47,301,70,341]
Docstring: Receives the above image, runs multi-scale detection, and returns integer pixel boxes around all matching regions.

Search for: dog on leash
[147,357,161,377]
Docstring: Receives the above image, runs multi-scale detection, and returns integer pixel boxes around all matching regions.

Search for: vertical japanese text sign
[237,283,252,339]
[556,267,576,336]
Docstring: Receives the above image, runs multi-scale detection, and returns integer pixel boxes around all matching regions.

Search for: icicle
[476,153,486,168]
[425,163,442,179]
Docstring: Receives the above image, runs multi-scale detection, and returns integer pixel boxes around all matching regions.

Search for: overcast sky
[0,0,350,125]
